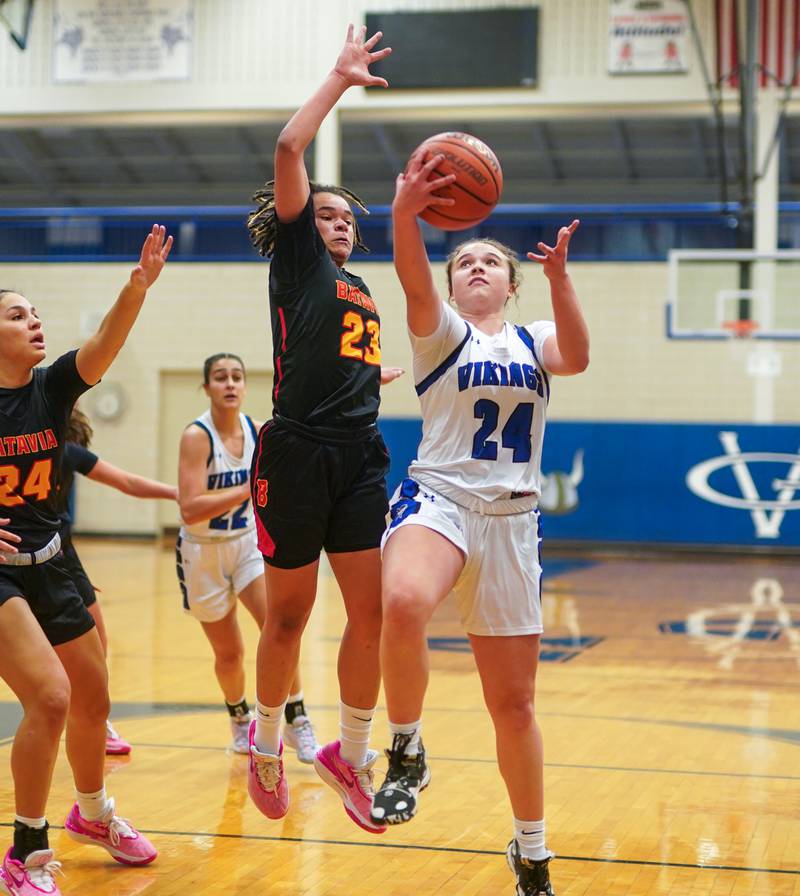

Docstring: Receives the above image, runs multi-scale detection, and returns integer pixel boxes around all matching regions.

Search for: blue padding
[378,417,800,548]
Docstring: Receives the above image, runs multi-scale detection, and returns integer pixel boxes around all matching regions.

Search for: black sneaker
[506,839,555,896]
[370,733,431,825]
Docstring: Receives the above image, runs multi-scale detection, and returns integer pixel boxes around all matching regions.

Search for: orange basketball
[414,132,503,231]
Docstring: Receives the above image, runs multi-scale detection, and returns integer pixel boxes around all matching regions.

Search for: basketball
[414,132,503,231]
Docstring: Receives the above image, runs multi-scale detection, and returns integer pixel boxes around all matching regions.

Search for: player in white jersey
[177,353,317,761]
[371,152,589,896]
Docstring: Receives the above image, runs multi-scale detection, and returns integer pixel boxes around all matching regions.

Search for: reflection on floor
[0,539,797,895]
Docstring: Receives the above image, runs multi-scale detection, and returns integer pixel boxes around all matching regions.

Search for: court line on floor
[2,731,793,783]
[5,823,795,876]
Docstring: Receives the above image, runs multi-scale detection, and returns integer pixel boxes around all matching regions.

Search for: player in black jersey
[0,225,171,896]
[244,25,399,832]
[60,408,177,756]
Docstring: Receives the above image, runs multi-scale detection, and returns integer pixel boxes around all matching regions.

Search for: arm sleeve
[64,442,99,476]
[409,302,470,383]
[268,195,326,289]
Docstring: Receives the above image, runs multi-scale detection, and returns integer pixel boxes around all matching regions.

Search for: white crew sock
[76,787,112,822]
[389,719,422,756]
[339,702,374,768]
[255,699,286,755]
[514,817,548,861]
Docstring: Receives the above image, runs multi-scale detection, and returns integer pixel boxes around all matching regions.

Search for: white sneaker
[230,712,254,754]
[282,714,318,764]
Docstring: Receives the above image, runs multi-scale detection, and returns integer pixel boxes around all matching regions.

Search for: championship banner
[53,0,193,83]
[608,0,690,74]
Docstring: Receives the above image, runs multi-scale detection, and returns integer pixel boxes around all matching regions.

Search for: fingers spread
[364,30,383,51]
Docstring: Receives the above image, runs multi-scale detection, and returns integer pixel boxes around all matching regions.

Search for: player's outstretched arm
[392,152,456,337]
[76,225,173,386]
[177,425,250,526]
[87,459,177,501]
[274,24,391,224]
[0,518,21,563]
[528,220,589,376]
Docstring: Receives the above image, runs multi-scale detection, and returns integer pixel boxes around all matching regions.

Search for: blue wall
[378,419,800,548]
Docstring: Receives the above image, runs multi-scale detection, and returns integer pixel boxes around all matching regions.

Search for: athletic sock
[389,719,422,756]
[339,701,374,768]
[255,699,286,755]
[76,786,113,822]
[514,817,548,861]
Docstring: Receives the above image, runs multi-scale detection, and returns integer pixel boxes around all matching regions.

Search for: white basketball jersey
[181,410,257,539]
[409,302,555,514]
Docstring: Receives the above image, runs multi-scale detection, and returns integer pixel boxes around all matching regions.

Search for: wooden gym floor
[0,538,797,895]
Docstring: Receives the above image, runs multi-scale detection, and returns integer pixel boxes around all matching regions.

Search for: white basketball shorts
[382,478,543,636]
[176,529,263,624]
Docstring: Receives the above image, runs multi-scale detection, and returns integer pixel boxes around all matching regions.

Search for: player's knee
[30,682,71,733]
[69,680,111,725]
[268,604,311,642]
[382,584,430,635]
[214,643,244,671]
[487,692,535,733]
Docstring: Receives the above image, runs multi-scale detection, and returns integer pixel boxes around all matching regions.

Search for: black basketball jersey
[58,441,99,527]
[268,195,381,432]
[0,351,91,551]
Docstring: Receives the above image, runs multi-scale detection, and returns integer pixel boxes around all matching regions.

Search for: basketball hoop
[722,319,759,340]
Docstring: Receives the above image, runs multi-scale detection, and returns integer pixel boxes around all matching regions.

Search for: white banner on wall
[608,0,689,74]
[53,0,193,83]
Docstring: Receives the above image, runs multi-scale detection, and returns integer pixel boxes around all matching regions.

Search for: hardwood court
[0,539,798,895]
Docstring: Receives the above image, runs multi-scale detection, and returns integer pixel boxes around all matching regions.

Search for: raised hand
[130,224,173,291]
[0,518,21,563]
[528,219,579,280]
[333,24,392,88]
[393,151,457,218]
[380,366,405,385]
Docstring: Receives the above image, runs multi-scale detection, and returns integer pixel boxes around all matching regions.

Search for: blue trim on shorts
[536,509,543,605]
[415,325,472,397]
[175,534,189,611]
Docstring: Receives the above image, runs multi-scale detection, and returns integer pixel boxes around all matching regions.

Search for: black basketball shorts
[250,419,389,569]
[0,554,97,646]
[60,538,97,609]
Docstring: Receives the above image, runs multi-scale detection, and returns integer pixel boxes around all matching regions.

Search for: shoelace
[106,720,121,740]
[26,857,63,890]
[291,718,317,752]
[518,849,554,894]
[106,815,137,846]
[384,733,422,788]
[254,755,282,791]
[353,753,378,796]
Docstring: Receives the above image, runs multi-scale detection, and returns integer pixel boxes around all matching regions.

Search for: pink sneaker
[0,847,62,895]
[64,800,156,865]
[314,741,386,834]
[247,719,289,819]
[105,720,132,756]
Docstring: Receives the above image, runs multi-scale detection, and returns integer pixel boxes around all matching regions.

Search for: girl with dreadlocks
[244,24,398,833]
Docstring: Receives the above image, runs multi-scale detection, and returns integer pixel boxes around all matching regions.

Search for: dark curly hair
[66,407,93,447]
[247,181,370,258]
